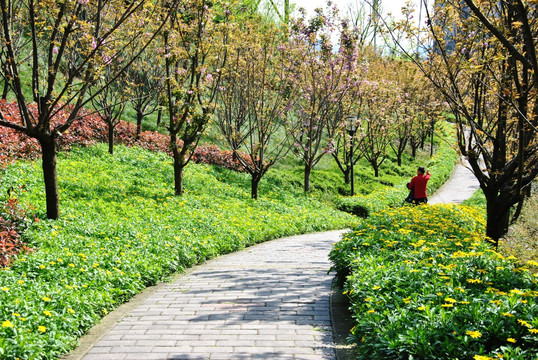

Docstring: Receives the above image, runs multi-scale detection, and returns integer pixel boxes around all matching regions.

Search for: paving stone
[75,231,345,359]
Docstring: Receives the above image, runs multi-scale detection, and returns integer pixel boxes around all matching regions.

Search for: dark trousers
[413,197,428,205]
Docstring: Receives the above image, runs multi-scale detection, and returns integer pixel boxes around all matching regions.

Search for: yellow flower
[528,328,538,334]
[12,313,20,317]
[466,330,482,338]
[42,297,51,302]
[367,309,375,314]
[418,306,426,311]
[17,280,24,285]
[518,319,531,328]
[445,297,457,303]
[441,303,454,308]
[467,279,482,284]
[67,308,75,314]
[38,325,47,333]
[43,311,52,317]
[507,338,516,343]
[2,320,14,328]
[502,312,514,317]
[473,356,495,360]
[1,287,9,292]
[460,301,470,304]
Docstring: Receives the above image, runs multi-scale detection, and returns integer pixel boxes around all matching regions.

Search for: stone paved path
[429,157,480,204]
[67,230,345,360]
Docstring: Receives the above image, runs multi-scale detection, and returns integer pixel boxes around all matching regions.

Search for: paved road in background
[429,157,480,204]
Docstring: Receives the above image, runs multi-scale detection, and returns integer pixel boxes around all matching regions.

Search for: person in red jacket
[407,166,431,204]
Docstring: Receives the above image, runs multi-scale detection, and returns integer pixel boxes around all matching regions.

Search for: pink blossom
[53,47,59,54]
[78,0,89,4]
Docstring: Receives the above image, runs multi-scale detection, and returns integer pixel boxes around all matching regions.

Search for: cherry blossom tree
[288,6,358,192]
[163,0,232,196]
[217,20,296,199]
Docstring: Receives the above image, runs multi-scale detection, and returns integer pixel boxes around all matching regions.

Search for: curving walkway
[66,231,345,360]
[428,157,480,204]
[65,159,480,360]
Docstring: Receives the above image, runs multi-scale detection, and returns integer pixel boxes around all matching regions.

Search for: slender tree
[89,59,128,155]
[288,6,358,192]
[163,0,231,196]
[126,48,166,140]
[217,20,296,199]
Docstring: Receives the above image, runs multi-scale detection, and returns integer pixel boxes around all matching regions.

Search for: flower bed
[330,205,538,360]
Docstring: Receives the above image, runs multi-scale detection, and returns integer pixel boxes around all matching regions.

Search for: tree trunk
[397,153,402,167]
[304,163,312,193]
[156,107,162,126]
[344,167,350,184]
[108,122,114,155]
[430,122,435,158]
[136,109,143,140]
[40,138,59,220]
[173,155,184,196]
[486,199,510,247]
[251,175,261,200]
[373,163,379,177]
[1,81,8,99]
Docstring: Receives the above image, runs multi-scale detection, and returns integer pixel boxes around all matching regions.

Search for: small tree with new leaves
[288,6,358,192]
[217,20,296,199]
[163,0,231,196]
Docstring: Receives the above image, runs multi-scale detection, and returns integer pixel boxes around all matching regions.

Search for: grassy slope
[0,144,357,359]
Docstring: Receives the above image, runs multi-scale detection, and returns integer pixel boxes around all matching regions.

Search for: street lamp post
[346,115,358,196]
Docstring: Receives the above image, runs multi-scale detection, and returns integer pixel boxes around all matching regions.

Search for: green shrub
[335,198,370,218]
[330,205,538,360]
[0,144,358,359]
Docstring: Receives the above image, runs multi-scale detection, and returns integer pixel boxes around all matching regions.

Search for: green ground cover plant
[330,205,538,360]
[0,144,358,359]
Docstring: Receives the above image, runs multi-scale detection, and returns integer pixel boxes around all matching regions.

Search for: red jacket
[408,174,431,199]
